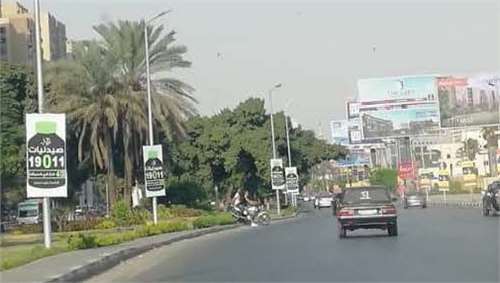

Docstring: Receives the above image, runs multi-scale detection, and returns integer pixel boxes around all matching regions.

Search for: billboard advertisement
[357,75,438,106]
[26,114,67,198]
[398,162,415,180]
[270,158,285,190]
[330,120,349,145]
[361,104,440,139]
[143,145,166,197]
[438,74,500,128]
[346,101,360,119]
[285,167,299,194]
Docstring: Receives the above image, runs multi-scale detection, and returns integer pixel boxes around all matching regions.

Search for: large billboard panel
[330,120,349,145]
[361,104,440,139]
[438,74,500,128]
[357,75,438,106]
[346,101,360,119]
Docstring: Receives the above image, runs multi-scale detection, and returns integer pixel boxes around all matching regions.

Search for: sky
[18,0,500,138]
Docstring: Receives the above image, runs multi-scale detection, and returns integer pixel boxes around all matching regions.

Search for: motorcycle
[229,205,271,226]
[482,182,500,216]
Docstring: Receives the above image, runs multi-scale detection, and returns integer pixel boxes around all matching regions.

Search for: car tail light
[338,209,354,217]
[381,206,396,215]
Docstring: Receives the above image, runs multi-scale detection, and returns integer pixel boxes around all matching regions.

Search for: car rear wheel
[388,223,398,236]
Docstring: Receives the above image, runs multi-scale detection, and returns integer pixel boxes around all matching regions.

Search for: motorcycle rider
[486,182,499,211]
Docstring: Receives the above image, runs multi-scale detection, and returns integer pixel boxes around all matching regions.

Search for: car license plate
[358,209,377,215]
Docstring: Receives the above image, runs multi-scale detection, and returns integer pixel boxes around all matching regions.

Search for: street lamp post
[144,10,170,225]
[268,83,282,214]
[284,101,296,207]
[34,0,51,249]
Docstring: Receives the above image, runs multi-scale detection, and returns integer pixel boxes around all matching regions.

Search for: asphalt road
[88,204,499,282]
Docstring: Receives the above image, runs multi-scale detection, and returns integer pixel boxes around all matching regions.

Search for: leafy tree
[369,168,398,191]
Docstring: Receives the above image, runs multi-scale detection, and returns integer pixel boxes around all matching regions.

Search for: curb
[46,224,240,283]
[428,201,480,208]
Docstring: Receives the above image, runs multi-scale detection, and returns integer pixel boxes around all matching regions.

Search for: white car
[314,194,333,208]
[303,196,310,202]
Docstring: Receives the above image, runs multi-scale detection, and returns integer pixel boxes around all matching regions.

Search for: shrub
[67,233,97,249]
[168,205,204,218]
[127,208,151,225]
[60,217,102,232]
[112,200,130,225]
[9,224,42,234]
[158,204,173,219]
[192,213,234,229]
[95,219,117,230]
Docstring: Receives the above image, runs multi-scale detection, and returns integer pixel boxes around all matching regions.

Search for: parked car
[336,186,398,238]
[314,192,333,209]
[403,191,427,209]
[303,196,310,202]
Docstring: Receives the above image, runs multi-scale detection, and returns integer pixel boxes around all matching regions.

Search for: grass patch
[0,212,233,271]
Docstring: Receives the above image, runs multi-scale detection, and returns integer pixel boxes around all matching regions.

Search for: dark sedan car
[336,187,398,238]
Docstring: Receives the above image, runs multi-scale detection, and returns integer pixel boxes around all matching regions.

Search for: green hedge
[192,213,234,229]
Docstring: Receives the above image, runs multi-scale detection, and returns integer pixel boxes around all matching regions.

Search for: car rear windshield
[343,188,390,204]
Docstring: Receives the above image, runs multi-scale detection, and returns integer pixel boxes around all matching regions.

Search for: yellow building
[0,1,66,65]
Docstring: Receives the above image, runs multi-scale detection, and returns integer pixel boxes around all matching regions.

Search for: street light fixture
[144,10,170,225]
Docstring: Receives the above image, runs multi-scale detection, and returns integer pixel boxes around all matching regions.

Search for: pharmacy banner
[26,114,67,198]
[270,158,285,190]
[285,167,299,194]
[143,145,166,197]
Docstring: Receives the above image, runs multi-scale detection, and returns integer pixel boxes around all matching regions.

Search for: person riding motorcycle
[231,189,259,221]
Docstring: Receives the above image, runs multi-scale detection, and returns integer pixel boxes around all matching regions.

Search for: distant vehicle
[314,192,333,208]
[336,187,398,238]
[403,191,427,209]
[482,181,500,216]
[17,199,43,225]
[303,196,310,202]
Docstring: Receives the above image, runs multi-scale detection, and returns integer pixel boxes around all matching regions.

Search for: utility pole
[268,83,282,215]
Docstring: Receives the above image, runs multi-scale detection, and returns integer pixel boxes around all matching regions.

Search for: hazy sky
[21,0,500,136]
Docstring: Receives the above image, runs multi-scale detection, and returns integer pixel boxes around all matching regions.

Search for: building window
[467,88,473,106]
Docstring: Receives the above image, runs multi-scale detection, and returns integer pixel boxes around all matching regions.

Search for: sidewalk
[0,225,239,283]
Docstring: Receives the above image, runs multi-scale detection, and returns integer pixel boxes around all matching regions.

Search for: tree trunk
[105,130,116,208]
[488,146,497,177]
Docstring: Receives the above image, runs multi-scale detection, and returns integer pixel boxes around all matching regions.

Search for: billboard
[330,120,349,145]
[285,167,299,194]
[346,101,360,119]
[438,74,500,128]
[270,158,285,190]
[357,75,438,106]
[26,114,67,198]
[361,104,440,139]
[357,75,440,139]
[143,145,166,197]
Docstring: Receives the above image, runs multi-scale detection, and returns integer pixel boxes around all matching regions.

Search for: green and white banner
[270,158,285,190]
[143,145,166,197]
[285,167,299,194]
[26,114,67,198]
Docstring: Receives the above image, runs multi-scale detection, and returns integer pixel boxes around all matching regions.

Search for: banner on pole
[270,158,285,190]
[26,114,67,198]
[285,167,299,194]
[143,145,166,197]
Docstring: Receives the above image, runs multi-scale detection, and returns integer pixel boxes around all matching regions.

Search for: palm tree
[46,41,121,204]
[482,127,498,177]
[92,20,197,199]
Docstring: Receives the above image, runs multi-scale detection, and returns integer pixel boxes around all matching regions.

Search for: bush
[67,233,97,249]
[158,204,173,219]
[166,178,207,207]
[127,208,151,225]
[112,200,130,225]
[60,217,102,232]
[192,213,234,229]
[168,205,204,218]
[9,224,42,234]
[95,219,117,230]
